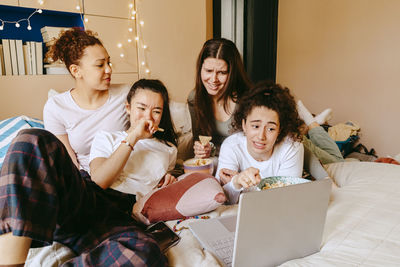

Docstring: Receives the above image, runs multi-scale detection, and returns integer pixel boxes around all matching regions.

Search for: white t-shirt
[43,84,130,172]
[216,132,304,204]
[89,130,177,198]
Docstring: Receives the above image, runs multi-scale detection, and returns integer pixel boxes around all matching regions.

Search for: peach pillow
[133,172,226,225]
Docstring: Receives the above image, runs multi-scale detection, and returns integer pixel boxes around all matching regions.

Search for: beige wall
[0,0,211,119]
[277,0,400,157]
[136,0,211,102]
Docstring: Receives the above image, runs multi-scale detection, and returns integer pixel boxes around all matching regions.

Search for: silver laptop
[189,178,332,267]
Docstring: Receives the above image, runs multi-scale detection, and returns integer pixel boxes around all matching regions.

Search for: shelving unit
[0,1,139,119]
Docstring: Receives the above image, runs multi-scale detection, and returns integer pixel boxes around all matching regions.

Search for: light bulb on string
[38,0,44,5]
[120,53,125,58]
[140,20,144,26]
[129,3,133,9]
[117,43,122,48]
[76,5,80,11]
[135,36,139,41]
[131,16,135,20]
[145,69,150,74]
[84,18,89,23]
[0,8,42,31]
[141,61,145,66]
[128,28,133,32]
[143,44,147,49]
[128,39,132,43]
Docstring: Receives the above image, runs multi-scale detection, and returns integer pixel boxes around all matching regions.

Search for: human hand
[219,168,239,185]
[193,141,212,159]
[158,173,177,188]
[127,119,156,143]
[233,167,261,189]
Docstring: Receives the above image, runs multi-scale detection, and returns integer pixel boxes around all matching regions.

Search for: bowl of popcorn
[183,158,214,174]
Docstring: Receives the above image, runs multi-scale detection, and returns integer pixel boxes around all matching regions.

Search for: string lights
[80,1,150,75]
[0,8,43,31]
[132,2,151,76]
[95,1,151,76]
[0,0,150,75]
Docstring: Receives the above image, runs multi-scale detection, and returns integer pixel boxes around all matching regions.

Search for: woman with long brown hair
[187,38,252,160]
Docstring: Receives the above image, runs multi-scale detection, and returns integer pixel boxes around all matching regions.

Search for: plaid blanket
[0,129,166,266]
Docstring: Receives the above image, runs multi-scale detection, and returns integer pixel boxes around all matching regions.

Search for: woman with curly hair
[215,81,305,204]
[43,27,128,171]
[0,28,166,266]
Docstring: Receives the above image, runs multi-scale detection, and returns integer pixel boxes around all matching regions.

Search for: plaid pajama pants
[0,129,167,266]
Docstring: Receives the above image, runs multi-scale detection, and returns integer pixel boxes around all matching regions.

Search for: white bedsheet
[166,162,400,267]
[26,162,400,266]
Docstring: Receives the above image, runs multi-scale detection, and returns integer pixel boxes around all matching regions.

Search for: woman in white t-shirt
[216,81,305,204]
[0,29,167,266]
[89,79,178,198]
[43,28,129,171]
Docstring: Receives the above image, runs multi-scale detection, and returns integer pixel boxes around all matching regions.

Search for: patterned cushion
[133,172,226,225]
[0,115,44,169]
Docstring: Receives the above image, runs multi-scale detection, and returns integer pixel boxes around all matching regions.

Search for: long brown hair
[190,38,252,137]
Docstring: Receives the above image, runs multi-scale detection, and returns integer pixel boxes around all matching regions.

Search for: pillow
[169,101,192,135]
[133,172,226,225]
[0,116,44,169]
[48,88,60,99]
[176,131,193,162]
[303,145,329,180]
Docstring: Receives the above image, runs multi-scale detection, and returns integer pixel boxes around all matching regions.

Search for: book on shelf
[0,39,45,76]
[35,42,43,75]
[41,26,71,44]
[1,39,12,76]
[29,41,37,75]
[9,39,18,75]
[0,44,3,75]
[23,44,32,75]
[44,63,69,74]
[15,39,25,75]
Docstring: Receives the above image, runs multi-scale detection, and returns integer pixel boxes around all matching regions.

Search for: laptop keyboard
[208,235,234,266]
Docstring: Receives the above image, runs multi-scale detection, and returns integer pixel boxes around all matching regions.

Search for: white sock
[314,108,332,125]
[297,100,315,125]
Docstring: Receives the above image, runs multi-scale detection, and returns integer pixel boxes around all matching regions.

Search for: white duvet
[26,161,400,266]
[166,162,400,267]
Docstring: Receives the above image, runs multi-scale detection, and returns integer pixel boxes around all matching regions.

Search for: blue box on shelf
[335,135,359,156]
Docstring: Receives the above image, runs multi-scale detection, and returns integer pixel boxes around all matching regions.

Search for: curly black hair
[45,27,103,74]
[232,81,303,144]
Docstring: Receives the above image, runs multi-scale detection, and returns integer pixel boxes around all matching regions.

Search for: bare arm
[90,140,136,189]
[56,134,79,169]
[90,119,155,189]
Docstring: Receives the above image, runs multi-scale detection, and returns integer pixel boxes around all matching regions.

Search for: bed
[1,86,400,266]
[165,161,400,266]
[23,161,400,266]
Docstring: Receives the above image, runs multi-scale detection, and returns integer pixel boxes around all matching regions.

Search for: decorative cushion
[133,172,226,225]
[169,101,192,135]
[0,115,44,169]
